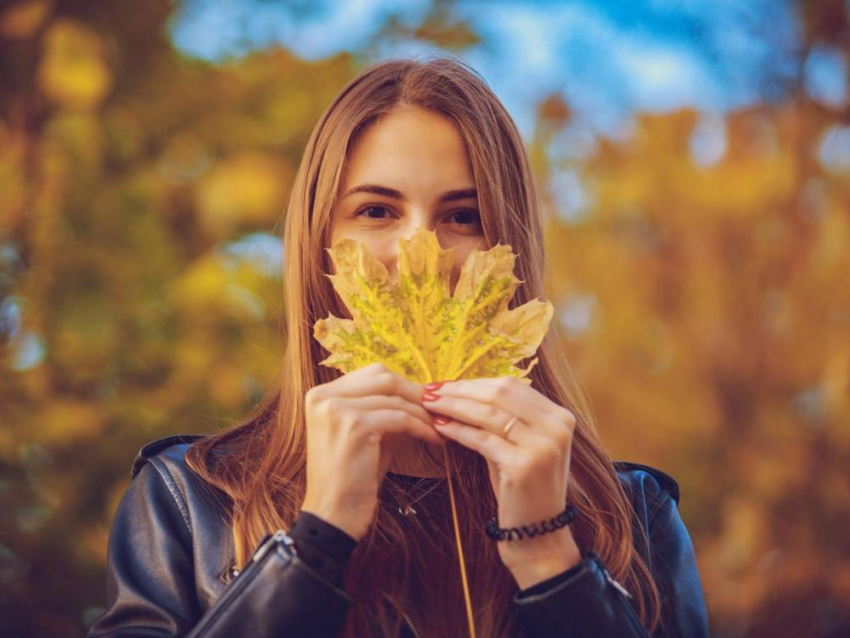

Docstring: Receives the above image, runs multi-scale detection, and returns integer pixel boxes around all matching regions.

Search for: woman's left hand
[420,376,583,586]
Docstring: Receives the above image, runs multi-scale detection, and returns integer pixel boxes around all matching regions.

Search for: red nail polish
[434,415,450,425]
[422,392,440,402]
[424,381,445,392]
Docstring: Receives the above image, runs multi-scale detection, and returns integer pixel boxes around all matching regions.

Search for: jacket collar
[132,434,680,504]
[131,433,206,479]
[613,460,679,503]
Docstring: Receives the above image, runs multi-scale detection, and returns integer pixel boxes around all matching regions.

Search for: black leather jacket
[86,434,710,637]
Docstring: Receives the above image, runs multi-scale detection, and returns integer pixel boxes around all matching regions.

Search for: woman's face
[329,106,486,293]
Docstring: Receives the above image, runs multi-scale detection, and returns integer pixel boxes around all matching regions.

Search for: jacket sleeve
[287,510,358,589]
[86,460,354,638]
[511,493,710,637]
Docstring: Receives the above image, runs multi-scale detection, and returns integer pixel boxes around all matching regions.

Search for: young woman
[88,57,710,637]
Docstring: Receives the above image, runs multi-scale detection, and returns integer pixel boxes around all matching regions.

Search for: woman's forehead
[342,108,474,190]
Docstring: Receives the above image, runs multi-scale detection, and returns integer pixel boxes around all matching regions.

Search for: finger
[431,377,572,440]
[331,364,423,405]
[432,420,515,464]
[337,395,434,429]
[347,362,386,377]
[363,408,445,446]
[423,395,546,446]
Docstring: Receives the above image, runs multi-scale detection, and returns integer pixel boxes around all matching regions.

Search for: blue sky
[168,0,847,140]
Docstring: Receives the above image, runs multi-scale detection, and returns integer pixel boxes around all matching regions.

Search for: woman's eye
[354,206,392,220]
[448,209,481,226]
[352,206,481,228]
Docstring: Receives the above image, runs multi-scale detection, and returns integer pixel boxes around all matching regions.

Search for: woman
[88,57,710,637]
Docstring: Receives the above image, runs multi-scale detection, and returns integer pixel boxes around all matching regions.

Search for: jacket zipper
[252,530,296,563]
[403,610,423,638]
[600,563,633,600]
[193,530,296,635]
[583,550,634,600]
[235,534,427,637]
[592,555,652,636]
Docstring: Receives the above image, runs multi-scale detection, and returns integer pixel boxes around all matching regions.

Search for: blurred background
[1,0,848,636]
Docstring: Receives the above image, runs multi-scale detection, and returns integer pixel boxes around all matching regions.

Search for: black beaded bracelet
[485,504,577,541]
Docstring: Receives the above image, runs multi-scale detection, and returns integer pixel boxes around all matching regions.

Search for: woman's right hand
[300,363,445,541]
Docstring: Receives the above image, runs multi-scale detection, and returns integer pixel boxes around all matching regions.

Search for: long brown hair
[186,55,662,637]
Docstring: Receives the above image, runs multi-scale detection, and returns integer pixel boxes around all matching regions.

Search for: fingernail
[422,392,440,402]
[424,381,445,392]
[433,415,450,425]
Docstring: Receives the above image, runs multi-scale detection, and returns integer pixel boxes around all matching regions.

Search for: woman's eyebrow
[341,184,477,203]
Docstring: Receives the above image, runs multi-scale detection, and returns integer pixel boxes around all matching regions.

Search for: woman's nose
[401,212,436,240]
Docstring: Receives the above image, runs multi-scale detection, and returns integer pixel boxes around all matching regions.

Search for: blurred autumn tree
[0,0,356,634]
[537,102,850,637]
[530,2,850,635]
[1,0,848,637]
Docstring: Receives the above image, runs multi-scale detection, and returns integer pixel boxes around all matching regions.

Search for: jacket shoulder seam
[646,492,673,531]
[149,455,193,538]
[613,460,680,503]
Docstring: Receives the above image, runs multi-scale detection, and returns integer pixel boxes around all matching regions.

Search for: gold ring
[502,416,519,437]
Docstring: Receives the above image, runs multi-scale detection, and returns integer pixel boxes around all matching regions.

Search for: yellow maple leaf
[313,226,553,384]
